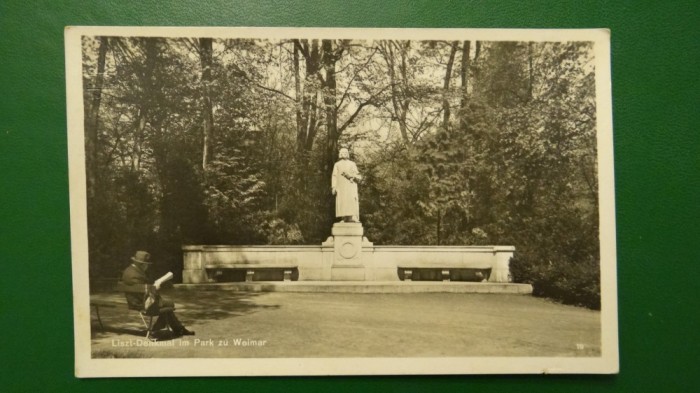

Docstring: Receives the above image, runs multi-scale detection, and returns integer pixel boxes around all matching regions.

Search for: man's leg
[166,311,194,335]
[151,296,194,336]
[149,310,192,335]
[151,314,168,330]
[150,297,174,331]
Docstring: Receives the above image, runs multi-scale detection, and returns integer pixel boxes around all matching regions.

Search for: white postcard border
[66,26,618,377]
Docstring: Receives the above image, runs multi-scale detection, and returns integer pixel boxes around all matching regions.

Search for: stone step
[174,281,533,294]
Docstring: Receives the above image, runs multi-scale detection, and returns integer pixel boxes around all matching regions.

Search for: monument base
[181,225,516,284]
[329,222,373,281]
[175,281,533,294]
[331,267,366,281]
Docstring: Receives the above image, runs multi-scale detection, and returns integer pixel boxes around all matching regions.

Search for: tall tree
[84,36,108,199]
[459,40,471,131]
[442,41,459,131]
[293,39,322,156]
[379,40,413,145]
[131,38,159,172]
[199,38,215,169]
[321,39,343,169]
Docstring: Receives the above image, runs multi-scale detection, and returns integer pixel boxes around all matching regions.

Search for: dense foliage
[82,37,600,308]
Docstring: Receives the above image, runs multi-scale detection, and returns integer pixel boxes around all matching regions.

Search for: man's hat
[131,250,152,265]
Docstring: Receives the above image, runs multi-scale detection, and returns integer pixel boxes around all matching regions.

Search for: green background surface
[1,0,698,391]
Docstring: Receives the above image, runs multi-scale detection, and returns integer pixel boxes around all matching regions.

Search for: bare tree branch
[254,83,296,101]
[338,84,391,133]
[337,46,379,110]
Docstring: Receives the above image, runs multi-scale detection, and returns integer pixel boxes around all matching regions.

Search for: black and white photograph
[66,27,617,377]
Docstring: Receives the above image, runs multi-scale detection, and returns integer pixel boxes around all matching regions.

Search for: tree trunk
[293,39,322,157]
[382,41,411,144]
[459,40,471,131]
[472,41,482,90]
[292,39,323,196]
[442,41,459,131]
[199,38,214,169]
[132,112,146,172]
[85,36,108,199]
[528,42,534,101]
[398,41,411,143]
[322,39,339,166]
[293,42,303,150]
[436,208,442,245]
[132,39,158,172]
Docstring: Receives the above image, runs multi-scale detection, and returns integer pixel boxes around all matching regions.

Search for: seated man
[121,250,194,337]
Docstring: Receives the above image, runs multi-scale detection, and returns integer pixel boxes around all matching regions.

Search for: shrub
[511,252,600,310]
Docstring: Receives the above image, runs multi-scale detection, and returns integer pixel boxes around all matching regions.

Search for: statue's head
[339,148,350,159]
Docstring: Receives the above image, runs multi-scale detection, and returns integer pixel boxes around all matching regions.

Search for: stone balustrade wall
[182,244,514,284]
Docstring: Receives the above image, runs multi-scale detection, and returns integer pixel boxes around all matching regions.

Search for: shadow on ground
[90,290,279,340]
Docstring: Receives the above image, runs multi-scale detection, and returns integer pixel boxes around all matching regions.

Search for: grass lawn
[90,290,600,358]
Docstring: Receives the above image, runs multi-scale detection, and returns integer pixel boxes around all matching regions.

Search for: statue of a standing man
[332,148,362,222]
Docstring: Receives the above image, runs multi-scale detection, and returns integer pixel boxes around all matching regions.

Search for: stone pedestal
[328,222,373,281]
[488,246,515,283]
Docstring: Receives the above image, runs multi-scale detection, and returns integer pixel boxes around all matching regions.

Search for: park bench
[397,264,491,282]
[205,264,298,282]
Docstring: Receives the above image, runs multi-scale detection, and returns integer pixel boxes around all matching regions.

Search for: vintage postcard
[66,26,618,377]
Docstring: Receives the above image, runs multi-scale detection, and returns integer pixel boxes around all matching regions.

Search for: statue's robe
[332,159,360,218]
